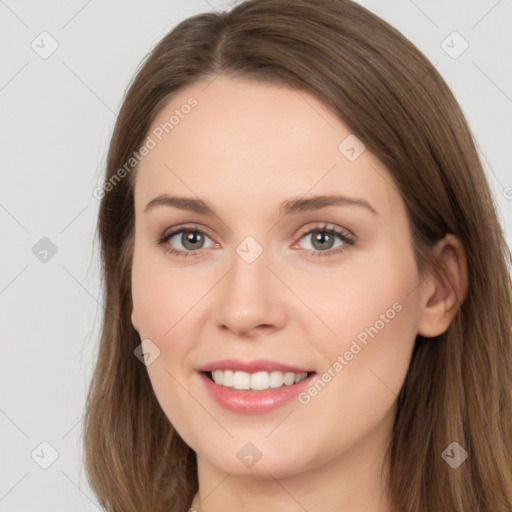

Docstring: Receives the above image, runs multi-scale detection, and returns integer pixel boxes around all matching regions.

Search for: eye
[156,222,355,258]
[157,224,216,258]
[293,223,355,257]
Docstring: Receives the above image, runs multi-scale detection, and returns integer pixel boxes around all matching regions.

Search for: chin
[193,437,320,480]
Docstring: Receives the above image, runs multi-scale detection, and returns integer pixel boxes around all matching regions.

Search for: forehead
[133,76,400,220]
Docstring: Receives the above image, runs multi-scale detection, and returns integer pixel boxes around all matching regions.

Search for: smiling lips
[197,359,315,414]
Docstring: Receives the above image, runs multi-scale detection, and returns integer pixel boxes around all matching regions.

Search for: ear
[417,233,468,338]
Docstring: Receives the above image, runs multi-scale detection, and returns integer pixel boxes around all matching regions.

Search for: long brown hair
[83,0,512,510]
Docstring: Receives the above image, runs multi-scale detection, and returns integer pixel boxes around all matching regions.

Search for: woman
[83,0,512,510]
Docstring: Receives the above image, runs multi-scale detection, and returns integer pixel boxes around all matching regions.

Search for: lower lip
[199,372,314,414]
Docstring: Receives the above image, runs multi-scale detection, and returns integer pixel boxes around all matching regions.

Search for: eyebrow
[144,194,378,216]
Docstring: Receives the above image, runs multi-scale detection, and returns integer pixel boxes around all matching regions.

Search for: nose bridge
[213,235,286,336]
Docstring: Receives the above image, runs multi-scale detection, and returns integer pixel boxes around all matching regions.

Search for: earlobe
[417,234,468,338]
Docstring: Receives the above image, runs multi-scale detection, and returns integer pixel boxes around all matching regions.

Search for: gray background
[1,0,511,510]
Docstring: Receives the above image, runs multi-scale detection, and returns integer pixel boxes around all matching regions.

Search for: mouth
[197,359,316,413]
[202,369,315,391]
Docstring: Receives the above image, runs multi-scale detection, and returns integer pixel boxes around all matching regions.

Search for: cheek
[303,245,421,417]
[289,240,420,352]
[131,248,200,441]
[131,245,193,340]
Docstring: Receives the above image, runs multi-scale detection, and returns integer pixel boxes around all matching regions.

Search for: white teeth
[222,370,234,387]
[251,371,269,390]
[212,370,223,385]
[283,372,295,385]
[233,371,251,390]
[210,370,309,390]
[269,371,284,388]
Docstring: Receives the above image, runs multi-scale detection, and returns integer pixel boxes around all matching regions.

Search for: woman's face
[131,75,425,479]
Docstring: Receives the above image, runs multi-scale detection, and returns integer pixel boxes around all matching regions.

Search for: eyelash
[156,223,355,259]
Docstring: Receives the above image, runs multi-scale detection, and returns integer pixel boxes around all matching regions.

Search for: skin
[130,75,467,512]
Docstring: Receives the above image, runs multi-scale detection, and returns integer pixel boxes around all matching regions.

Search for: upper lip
[197,359,314,374]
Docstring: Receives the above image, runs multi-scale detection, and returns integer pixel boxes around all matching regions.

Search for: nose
[213,245,288,339]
